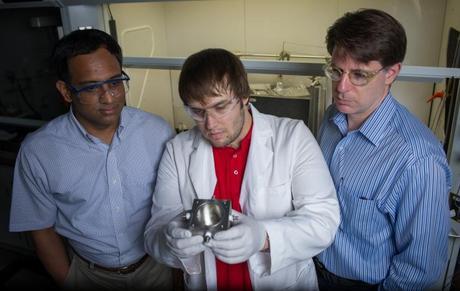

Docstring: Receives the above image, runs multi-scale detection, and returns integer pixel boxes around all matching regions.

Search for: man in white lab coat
[144,48,340,290]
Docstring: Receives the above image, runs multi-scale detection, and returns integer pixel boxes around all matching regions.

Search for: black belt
[313,257,378,291]
[74,252,149,275]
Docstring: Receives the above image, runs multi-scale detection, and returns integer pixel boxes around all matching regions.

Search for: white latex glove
[165,218,206,259]
[206,211,266,264]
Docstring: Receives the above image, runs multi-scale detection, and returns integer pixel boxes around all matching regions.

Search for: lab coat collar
[240,104,273,213]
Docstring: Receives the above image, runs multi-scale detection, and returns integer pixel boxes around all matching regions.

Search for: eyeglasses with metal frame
[323,62,386,86]
[184,97,240,122]
[67,71,130,104]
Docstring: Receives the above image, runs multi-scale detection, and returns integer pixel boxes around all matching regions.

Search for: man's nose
[99,84,115,103]
[204,111,218,129]
[336,72,352,92]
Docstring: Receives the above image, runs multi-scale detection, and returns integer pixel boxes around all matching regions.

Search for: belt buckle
[118,265,132,275]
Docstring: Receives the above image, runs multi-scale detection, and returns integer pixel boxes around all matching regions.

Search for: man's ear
[384,63,401,85]
[242,96,250,106]
[56,80,72,103]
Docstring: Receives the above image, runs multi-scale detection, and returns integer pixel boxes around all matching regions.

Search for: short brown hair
[326,9,406,67]
[178,48,250,105]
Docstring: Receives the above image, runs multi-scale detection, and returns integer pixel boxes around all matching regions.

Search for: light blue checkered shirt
[317,93,451,290]
[10,106,174,267]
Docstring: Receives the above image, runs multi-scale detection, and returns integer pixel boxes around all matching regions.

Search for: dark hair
[52,29,122,82]
[326,9,406,67]
[178,48,250,105]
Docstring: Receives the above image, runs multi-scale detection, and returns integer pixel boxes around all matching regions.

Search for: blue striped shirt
[317,93,451,290]
[10,106,174,267]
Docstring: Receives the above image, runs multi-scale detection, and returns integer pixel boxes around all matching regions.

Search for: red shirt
[212,124,253,291]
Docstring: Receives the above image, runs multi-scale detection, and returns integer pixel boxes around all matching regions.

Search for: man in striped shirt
[315,8,452,291]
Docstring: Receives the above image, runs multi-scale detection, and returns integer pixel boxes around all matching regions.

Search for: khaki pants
[63,255,173,291]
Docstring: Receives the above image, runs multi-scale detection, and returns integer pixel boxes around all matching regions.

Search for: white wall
[108,2,175,126]
[109,0,448,130]
[439,0,460,68]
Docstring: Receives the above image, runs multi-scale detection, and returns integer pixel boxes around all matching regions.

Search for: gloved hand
[165,216,206,259]
[206,211,267,264]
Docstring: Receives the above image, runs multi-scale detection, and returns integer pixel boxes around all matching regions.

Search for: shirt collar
[330,92,396,146]
[117,107,128,138]
[68,106,93,142]
[67,106,127,144]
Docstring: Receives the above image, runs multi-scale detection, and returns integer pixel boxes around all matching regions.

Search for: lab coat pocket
[253,259,316,290]
[255,181,292,218]
[288,259,318,291]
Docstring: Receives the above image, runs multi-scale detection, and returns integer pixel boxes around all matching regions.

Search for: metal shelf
[123,56,460,82]
[59,0,193,5]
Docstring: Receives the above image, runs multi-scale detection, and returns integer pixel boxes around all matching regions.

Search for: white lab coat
[145,105,339,290]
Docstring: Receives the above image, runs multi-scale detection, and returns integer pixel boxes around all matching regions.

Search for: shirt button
[113,179,117,184]
[233,154,238,158]
[233,170,238,175]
